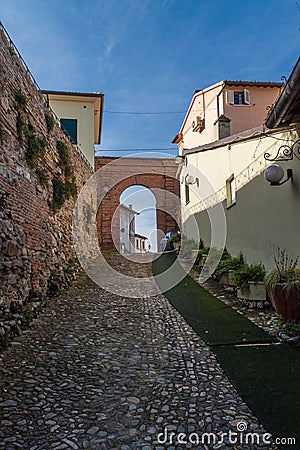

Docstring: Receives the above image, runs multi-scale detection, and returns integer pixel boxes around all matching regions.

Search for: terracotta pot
[272,284,300,323]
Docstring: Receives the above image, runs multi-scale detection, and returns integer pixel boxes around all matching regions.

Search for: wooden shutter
[244,89,250,105]
[226,90,234,105]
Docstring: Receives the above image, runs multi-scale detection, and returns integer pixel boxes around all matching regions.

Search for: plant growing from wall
[0,191,9,211]
[35,168,49,187]
[0,125,6,144]
[56,140,72,176]
[16,112,27,139]
[14,90,27,110]
[51,178,66,211]
[25,133,47,166]
[65,177,77,198]
[49,140,77,212]
[51,176,77,211]
[45,113,55,133]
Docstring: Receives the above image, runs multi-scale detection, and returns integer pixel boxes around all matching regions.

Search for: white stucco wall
[179,127,300,269]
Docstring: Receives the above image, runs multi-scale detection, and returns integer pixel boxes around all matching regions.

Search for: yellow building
[43,91,104,168]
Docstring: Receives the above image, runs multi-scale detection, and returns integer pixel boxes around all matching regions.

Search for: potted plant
[233,263,266,307]
[264,248,300,323]
[277,322,300,347]
[179,236,198,260]
[215,252,244,286]
[196,239,210,267]
[169,232,181,251]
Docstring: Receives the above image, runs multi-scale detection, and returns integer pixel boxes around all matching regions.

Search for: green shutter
[60,118,78,144]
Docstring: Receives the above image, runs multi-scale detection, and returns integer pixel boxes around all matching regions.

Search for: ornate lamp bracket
[264,138,300,162]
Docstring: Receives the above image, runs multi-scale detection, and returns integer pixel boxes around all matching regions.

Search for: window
[60,118,78,144]
[185,183,190,204]
[226,89,250,105]
[226,174,236,208]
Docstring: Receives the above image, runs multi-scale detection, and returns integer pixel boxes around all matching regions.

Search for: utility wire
[95,147,176,152]
[104,110,185,115]
[103,106,224,115]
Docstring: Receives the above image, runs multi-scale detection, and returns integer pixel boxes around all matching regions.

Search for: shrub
[45,113,55,133]
[0,125,5,144]
[214,252,244,280]
[16,112,27,138]
[56,140,70,165]
[35,168,49,187]
[51,176,77,211]
[233,263,265,293]
[25,133,47,165]
[280,322,300,337]
[52,178,66,210]
[15,91,27,110]
[180,236,198,257]
[264,248,300,293]
[56,140,73,177]
[170,232,181,243]
[65,177,77,198]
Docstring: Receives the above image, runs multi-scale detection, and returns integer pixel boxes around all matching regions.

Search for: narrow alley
[0,257,275,450]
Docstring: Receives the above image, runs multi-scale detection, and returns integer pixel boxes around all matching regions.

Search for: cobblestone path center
[0,257,276,449]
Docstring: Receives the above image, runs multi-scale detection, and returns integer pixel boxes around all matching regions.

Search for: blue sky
[0,0,299,158]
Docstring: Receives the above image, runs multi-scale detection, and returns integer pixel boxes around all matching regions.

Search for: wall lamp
[185,174,199,187]
[264,164,293,186]
[175,155,186,165]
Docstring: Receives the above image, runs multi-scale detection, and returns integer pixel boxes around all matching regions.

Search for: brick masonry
[95,156,180,251]
[0,26,92,346]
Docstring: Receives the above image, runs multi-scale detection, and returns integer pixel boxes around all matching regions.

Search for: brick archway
[95,157,180,251]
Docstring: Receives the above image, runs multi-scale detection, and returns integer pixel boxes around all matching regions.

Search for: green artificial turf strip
[214,344,300,448]
[153,253,300,447]
[152,253,277,346]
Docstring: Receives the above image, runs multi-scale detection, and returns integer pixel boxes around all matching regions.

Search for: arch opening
[119,185,158,252]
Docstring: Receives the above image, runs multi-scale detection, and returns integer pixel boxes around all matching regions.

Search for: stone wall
[0,26,93,347]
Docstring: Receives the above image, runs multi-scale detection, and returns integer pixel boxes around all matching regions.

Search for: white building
[120,204,138,253]
[173,62,300,269]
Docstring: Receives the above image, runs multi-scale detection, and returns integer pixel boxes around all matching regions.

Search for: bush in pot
[196,239,210,266]
[180,236,199,259]
[264,248,300,323]
[169,232,181,251]
[233,262,266,302]
[214,252,244,285]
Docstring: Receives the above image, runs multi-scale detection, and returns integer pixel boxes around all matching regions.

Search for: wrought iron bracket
[264,138,300,162]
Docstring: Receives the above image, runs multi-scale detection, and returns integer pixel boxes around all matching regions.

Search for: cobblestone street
[0,259,276,450]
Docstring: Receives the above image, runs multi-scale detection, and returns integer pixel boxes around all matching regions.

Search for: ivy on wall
[14,90,78,212]
[45,113,55,133]
[50,140,77,211]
